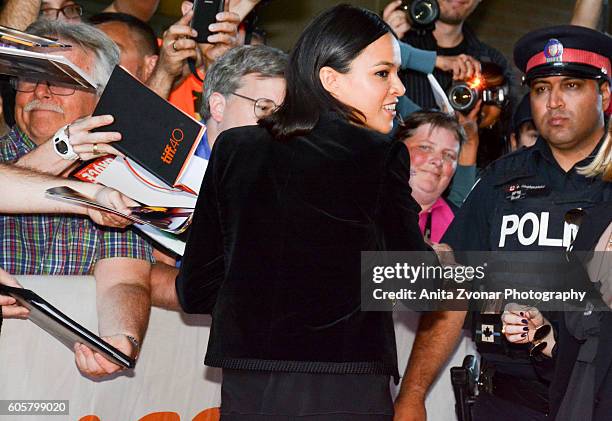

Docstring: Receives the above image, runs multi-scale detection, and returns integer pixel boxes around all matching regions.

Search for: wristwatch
[52,125,79,161]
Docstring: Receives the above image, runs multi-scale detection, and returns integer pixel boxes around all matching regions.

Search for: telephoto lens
[448,81,479,113]
[400,0,440,28]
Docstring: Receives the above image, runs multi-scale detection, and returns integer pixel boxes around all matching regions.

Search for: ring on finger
[172,41,178,51]
[501,324,506,335]
[92,143,100,156]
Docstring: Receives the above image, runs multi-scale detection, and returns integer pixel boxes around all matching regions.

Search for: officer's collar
[532,130,607,169]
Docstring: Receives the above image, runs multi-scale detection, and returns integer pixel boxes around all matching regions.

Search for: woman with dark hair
[166,4,434,420]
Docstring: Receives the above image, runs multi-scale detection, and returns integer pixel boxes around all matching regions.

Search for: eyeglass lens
[254,99,277,118]
[11,78,75,96]
[41,4,83,19]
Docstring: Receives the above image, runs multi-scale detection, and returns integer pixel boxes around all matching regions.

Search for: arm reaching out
[394,311,466,421]
[0,164,135,228]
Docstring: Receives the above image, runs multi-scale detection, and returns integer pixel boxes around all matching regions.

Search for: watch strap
[52,125,79,161]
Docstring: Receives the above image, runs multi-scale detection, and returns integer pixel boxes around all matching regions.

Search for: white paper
[178,155,208,195]
[135,223,186,256]
[427,73,455,115]
[96,157,198,208]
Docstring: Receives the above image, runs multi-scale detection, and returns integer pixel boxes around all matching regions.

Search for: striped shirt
[0,126,154,275]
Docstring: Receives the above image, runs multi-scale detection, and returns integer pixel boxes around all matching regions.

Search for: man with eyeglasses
[0,0,159,30]
[194,44,286,160]
[150,45,287,308]
[0,19,154,379]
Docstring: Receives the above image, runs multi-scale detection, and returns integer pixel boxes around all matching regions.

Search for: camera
[447,63,509,113]
[400,0,440,30]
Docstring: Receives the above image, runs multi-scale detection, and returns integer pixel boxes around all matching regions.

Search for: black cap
[514,25,612,84]
[512,93,532,132]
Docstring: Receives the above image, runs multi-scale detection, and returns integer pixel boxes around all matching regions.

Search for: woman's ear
[319,66,341,97]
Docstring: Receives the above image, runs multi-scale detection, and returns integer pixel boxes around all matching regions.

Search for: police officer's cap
[514,25,612,85]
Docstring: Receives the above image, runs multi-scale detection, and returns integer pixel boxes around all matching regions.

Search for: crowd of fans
[0,0,610,420]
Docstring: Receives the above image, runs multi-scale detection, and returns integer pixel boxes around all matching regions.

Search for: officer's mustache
[24,100,64,114]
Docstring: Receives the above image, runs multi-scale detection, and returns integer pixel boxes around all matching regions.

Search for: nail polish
[523,326,529,331]
[521,319,528,324]
[521,333,527,337]
[520,312,524,317]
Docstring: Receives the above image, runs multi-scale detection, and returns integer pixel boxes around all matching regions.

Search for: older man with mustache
[0,19,154,379]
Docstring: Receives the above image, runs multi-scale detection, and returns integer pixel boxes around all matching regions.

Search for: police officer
[416,25,612,421]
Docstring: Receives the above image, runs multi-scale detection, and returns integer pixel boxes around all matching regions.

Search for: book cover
[92,66,205,188]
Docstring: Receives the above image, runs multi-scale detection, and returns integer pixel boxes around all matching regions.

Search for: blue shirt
[194,131,211,159]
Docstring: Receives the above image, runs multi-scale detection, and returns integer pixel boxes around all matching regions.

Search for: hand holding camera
[383,0,439,38]
[382,0,411,39]
[435,54,481,82]
[447,62,508,114]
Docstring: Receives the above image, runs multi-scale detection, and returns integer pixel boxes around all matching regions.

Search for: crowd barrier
[0,276,475,420]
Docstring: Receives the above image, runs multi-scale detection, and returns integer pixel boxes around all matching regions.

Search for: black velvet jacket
[175,113,431,380]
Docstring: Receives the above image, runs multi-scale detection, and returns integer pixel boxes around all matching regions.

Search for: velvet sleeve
[175,139,225,314]
[377,141,430,252]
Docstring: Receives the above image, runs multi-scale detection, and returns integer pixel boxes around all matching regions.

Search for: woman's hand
[501,303,547,344]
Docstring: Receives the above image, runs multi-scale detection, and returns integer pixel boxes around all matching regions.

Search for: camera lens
[410,0,435,25]
[449,84,478,112]
[410,0,439,27]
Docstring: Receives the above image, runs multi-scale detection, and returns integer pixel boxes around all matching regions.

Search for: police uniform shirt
[443,136,612,253]
[442,135,611,380]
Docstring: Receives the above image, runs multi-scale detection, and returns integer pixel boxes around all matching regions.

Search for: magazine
[45,186,193,235]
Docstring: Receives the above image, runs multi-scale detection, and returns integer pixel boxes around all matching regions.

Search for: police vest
[474,150,612,375]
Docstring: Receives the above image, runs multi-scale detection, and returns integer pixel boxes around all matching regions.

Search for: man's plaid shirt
[0,126,154,275]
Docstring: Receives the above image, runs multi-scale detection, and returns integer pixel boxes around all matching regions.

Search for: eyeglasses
[10,77,76,96]
[231,92,279,119]
[40,4,83,20]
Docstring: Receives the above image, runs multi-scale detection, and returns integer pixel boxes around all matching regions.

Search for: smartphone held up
[191,0,226,43]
